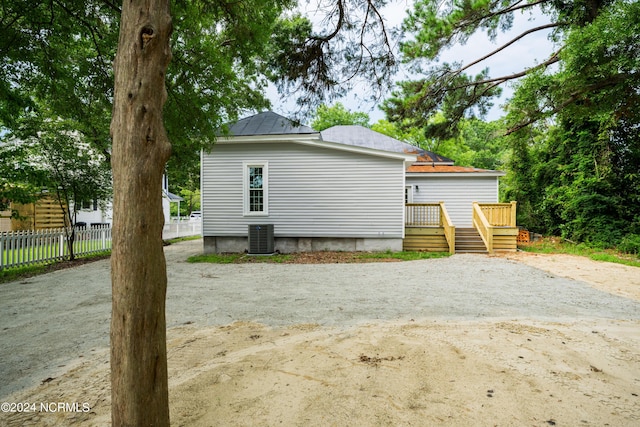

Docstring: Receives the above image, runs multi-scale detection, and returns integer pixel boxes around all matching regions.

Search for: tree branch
[453,0,553,32]
[311,0,345,42]
[452,50,562,90]
[99,0,121,14]
[505,75,629,134]
[456,22,561,76]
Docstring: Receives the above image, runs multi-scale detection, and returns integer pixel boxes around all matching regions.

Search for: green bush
[618,234,640,255]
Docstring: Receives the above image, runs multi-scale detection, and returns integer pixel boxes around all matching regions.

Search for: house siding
[406,175,498,226]
[202,142,406,240]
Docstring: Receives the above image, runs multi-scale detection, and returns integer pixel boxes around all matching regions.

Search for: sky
[269,0,556,124]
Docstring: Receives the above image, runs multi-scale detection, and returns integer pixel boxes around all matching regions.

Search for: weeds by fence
[0,225,112,270]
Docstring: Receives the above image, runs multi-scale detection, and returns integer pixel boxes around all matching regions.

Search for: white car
[189,211,202,221]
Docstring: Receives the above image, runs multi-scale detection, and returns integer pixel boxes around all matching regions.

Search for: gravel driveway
[2,239,639,399]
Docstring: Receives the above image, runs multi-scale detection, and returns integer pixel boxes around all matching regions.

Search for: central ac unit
[248,224,274,254]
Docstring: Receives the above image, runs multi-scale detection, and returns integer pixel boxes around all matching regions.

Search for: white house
[320,125,505,226]
[72,199,112,226]
[201,112,505,254]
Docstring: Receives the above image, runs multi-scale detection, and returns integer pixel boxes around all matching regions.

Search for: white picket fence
[162,220,201,240]
[0,225,112,270]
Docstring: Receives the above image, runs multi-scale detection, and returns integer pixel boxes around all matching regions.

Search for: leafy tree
[501,0,640,246]
[2,113,111,258]
[3,1,400,424]
[311,102,370,130]
[0,141,44,215]
[0,0,296,192]
[384,0,639,248]
[381,0,634,137]
[170,188,201,217]
[371,118,429,148]
[505,112,640,247]
[371,116,508,171]
[265,1,398,112]
[451,119,508,170]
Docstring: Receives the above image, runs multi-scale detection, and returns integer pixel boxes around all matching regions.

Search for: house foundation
[203,236,403,254]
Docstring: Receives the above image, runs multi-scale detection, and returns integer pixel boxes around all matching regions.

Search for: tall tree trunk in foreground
[110,1,172,425]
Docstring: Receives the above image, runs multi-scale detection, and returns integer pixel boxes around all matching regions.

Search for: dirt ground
[2,251,639,426]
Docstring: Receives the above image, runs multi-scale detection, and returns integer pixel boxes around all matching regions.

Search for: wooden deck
[404,202,518,254]
[404,203,454,253]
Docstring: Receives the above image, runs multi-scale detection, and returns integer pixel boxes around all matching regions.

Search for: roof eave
[215,134,418,162]
[298,138,417,161]
[216,133,321,144]
[406,171,506,177]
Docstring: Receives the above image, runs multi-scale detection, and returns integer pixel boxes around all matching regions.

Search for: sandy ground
[1,245,639,426]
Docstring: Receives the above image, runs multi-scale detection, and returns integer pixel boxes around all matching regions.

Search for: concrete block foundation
[203,236,403,254]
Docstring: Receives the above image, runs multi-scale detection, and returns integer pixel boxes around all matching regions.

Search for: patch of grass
[0,251,111,284]
[520,237,640,268]
[164,235,202,244]
[588,252,640,268]
[0,264,50,284]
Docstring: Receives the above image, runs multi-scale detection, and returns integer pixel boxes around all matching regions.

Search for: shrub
[618,234,640,255]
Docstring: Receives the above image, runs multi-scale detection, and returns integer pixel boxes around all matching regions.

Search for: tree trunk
[109,1,172,426]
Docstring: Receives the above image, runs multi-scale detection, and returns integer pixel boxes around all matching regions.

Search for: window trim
[243,161,269,216]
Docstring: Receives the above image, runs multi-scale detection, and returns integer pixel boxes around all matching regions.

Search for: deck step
[455,228,488,254]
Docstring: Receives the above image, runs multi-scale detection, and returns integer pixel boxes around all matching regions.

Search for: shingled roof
[226,111,315,136]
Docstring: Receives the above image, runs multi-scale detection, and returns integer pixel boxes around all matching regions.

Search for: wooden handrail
[477,201,518,227]
[473,201,518,254]
[472,202,493,253]
[439,202,455,254]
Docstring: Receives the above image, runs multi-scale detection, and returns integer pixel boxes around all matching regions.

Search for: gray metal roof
[227,111,315,136]
[320,125,421,153]
[320,125,454,164]
[163,190,184,202]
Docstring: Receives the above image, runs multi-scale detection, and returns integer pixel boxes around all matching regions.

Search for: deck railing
[405,203,441,227]
[0,225,112,270]
[472,201,517,253]
[477,201,517,227]
[405,202,455,253]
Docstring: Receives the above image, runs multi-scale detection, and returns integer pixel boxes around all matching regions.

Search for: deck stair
[455,228,487,254]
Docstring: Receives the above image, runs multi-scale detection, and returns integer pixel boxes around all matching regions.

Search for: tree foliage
[501,0,640,247]
[381,0,636,138]
[380,0,639,249]
[0,0,298,193]
[505,112,640,247]
[311,102,370,130]
[0,114,111,236]
[266,0,398,112]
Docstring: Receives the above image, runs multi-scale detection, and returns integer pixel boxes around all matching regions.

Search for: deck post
[510,201,517,227]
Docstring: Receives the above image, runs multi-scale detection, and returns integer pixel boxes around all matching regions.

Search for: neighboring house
[72,199,112,226]
[201,112,510,254]
[1,174,177,231]
[162,174,183,223]
[0,196,112,232]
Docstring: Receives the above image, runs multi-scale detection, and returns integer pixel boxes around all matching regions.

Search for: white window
[243,162,268,216]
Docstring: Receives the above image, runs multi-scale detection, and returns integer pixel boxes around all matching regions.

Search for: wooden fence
[0,225,112,270]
